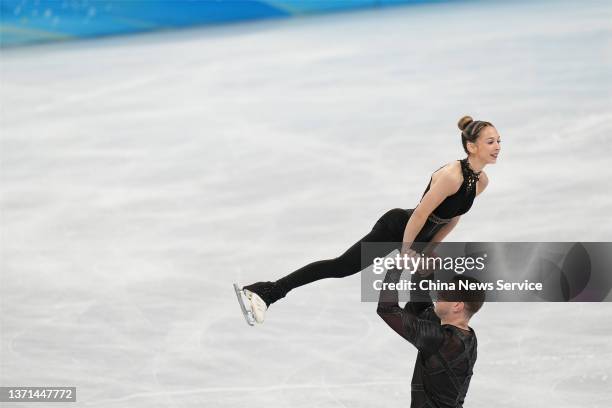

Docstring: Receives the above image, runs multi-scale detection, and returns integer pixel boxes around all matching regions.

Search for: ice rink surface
[1,0,612,406]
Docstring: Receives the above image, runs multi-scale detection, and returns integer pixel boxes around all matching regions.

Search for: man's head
[434,275,486,321]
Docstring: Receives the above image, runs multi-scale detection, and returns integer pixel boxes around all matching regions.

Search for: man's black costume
[377,270,478,408]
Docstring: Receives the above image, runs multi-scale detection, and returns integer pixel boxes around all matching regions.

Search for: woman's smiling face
[468,125,501,164]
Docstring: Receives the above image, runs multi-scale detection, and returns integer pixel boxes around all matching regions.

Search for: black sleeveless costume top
[421,158,480,220]
[410,158,480,244]
[375,158,481,245]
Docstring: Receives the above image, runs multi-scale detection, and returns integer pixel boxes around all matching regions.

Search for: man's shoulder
[418,305,441,323]
[439,325,477,345]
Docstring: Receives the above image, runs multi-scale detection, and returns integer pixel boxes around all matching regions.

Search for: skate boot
[239,281,287,324]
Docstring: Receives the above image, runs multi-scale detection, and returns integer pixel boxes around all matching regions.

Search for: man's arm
[376,267,444,355]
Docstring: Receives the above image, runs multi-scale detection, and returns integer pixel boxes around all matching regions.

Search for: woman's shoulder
[479,170,489,185]
[476,170,489,196]
[431,161,463,189]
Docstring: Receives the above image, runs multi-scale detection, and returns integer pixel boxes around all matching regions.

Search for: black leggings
[275,208,441,294]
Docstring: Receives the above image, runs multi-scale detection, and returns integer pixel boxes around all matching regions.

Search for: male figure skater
[377,267,485,408]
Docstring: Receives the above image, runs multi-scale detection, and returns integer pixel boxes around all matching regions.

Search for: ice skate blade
[233,283,255,326]
[243,289,267,324]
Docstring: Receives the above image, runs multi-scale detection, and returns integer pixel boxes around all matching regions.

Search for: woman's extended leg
[243,208,410,308]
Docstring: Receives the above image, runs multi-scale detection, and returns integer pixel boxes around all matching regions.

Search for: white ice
[1,0,611,407]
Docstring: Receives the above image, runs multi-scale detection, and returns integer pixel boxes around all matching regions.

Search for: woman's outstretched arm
[401,168,462,253]
[418,169,488,255]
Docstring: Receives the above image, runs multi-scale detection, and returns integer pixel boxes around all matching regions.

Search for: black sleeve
[404,273,439,323]
[376,268,444,355]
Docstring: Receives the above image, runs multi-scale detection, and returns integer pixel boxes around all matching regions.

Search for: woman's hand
[400,245,435,277]
[400,245,421,274]
[400,244,419,259]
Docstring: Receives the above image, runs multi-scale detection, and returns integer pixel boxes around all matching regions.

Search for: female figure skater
[234,115,501,325]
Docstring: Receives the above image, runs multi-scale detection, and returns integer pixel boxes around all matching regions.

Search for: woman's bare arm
[401,168,462,252]
[421,171,488,255]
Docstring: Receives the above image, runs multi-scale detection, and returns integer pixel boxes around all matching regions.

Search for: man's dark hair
[437,275,486,318]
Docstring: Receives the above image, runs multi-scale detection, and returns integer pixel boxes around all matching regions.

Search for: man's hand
[400,245,421,274]
[416,262,434,277]
[400,244,419,259]
[400,245,435,277]
[417,249,441,277]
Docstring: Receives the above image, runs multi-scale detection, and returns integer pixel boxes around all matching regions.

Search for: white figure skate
[233,283,255,326]
[243,287,267,324]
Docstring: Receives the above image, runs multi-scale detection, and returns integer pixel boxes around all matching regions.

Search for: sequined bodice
[460,158,481,195]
